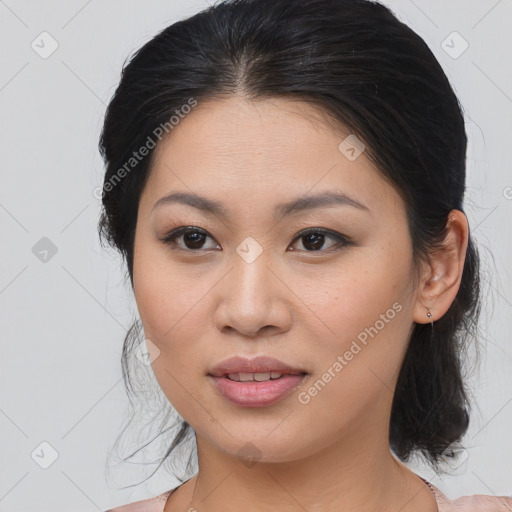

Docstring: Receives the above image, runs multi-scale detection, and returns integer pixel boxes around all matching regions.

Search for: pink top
[105,477,512,511]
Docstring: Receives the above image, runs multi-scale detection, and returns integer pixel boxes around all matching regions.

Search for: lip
[208,356,307,377]
[210,374,307,407]
[207,356,308,408]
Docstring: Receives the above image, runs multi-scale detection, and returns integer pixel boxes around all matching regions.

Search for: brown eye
[161,227,219,251]
[160,226,350,254]
[289,228,349,252]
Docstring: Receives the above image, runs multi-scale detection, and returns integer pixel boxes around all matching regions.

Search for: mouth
[208,355,308,378]
[207,356,308,407]
[221,371,306,382]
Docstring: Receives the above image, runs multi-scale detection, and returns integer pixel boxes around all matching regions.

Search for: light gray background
[1,1,511,510]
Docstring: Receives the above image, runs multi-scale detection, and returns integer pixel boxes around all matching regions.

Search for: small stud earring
[426,310,433,326]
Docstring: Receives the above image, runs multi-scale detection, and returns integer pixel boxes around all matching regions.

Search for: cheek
[132,241,224,390]
[303,246,414,388]
[133,236,201,339]
[133,262,211,413]
[297,290,412,434]
[304,248,408,335]
[134,273,209,357]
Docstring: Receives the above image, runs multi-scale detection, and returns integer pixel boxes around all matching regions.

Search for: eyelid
[289,227,350,252]
[160,226,220,251]
[160,225,351,253]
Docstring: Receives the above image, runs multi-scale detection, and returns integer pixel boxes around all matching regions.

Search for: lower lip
[209,374,307,407]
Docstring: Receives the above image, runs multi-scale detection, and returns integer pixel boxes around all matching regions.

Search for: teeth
[226,372,284,382]
[254,372,271,381]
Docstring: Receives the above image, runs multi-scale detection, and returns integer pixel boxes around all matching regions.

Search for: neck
[182,421,436,512]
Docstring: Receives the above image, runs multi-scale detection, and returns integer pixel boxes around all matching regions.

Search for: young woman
[99,0,511,510]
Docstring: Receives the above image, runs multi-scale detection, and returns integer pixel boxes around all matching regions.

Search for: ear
[412,210,469,324]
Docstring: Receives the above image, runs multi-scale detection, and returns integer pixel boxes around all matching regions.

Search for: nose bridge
[231,239,274,311]
[215,238,290,336]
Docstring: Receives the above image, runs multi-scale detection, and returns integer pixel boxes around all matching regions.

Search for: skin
[132,95,469,512]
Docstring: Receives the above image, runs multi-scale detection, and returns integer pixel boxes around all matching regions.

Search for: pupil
[185,232,205,249]
[304,233,324,251]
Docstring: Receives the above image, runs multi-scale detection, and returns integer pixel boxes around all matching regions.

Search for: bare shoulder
[104,490,173,512]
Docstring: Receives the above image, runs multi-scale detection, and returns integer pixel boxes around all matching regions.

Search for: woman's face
[132,96,423,463]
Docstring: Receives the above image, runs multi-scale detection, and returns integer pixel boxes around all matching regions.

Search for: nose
[213,249,292,339]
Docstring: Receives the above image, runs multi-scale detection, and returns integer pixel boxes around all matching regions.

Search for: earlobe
[412,210,469,324]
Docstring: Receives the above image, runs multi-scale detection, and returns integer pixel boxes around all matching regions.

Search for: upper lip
[208,356,307,377]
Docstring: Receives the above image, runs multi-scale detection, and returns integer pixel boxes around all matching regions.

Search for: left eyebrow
[151,190,370,218]
[275,191,370,216]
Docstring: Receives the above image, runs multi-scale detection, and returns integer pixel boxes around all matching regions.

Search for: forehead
[153,95,352,165]
[142,96,403,218]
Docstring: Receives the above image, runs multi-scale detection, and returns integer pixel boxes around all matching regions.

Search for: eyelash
[160,226,351,254]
